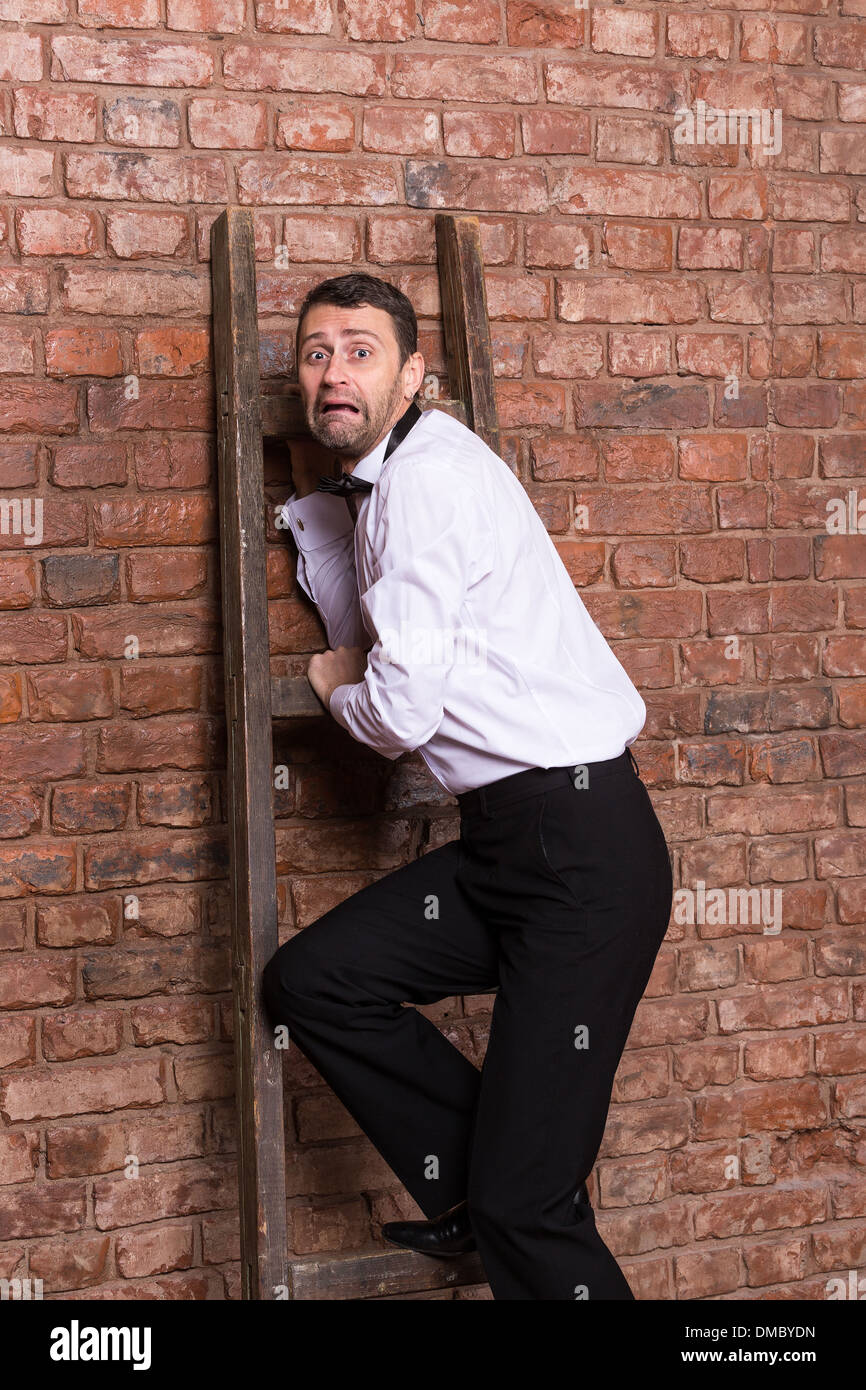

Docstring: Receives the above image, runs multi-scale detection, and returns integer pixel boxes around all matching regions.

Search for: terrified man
[263,271,673,1301]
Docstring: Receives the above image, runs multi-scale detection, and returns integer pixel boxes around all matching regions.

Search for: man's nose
[321,352,350,381]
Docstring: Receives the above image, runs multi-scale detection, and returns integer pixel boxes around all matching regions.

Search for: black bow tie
[316,400,423,499]
[316,471,374,497]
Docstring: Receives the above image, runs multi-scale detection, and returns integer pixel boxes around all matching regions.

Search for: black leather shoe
[381,1199,476,1257]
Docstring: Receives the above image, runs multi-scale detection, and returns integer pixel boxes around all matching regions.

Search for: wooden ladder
[211,207,500,1300]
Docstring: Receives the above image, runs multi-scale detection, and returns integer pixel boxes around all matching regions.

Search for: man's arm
[280,490,370,651]
[328,462,492,759]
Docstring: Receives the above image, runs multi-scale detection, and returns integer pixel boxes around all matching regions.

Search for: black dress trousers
[262,748,673,1300]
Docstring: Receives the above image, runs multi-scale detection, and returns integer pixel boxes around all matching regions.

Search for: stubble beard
[306,382,405,465]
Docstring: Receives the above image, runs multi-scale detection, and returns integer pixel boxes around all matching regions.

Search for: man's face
[297,303,423,464]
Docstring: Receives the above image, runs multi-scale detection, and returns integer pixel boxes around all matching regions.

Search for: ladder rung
[288,1247,487,1300]
[271,675,324,720]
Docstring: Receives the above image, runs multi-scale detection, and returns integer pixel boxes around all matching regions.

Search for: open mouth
[321,401,361,416]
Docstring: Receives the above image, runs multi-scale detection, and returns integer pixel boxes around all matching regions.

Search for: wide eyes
[308,348,372,362]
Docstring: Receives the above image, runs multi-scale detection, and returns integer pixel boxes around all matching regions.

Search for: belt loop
[627,746,640,776]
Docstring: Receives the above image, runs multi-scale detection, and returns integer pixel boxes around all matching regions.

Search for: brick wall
[1,0,865,1301]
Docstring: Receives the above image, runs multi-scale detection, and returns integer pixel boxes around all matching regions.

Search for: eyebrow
[301,328,387,348]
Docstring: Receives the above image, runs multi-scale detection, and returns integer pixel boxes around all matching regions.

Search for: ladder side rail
[211,207,289,1301]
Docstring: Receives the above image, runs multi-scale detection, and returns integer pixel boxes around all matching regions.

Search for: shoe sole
[382,1233,476,1259]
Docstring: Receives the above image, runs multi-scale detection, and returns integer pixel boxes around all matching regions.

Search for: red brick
[709,175,769,221]
[666,14,732,60]
[818,332,866,379]
[223,44,385,94]
[29,1234,111,1292]
[0,380,78,433]
[290,211,362,263]
[609,332,670,377]
[552,167,699,219]
[838,82,866,122]
[773,179,850,223]
[93,1161,235,1230]
[676,334,743,377]
[740,17,808,65]
[166,0,244,31]
[135,328,210,377]
[0,32,43,80]
[78,0,160,24]
[62,267,208,320]
[679,435,748,481]
[532,330,603,379]
[362,106,439,156]
[821,229,866,273]
[0,0,67,15]
[775,277,847,325]
[559,276,702,324]
[545,61,687,114]
[776,72,832,123]
[392,53,537,103]
[51,36,213,86]
[189,97,267,148]
[102,95,181,146]
[575,382,709,429]
[603,222,672,271]
[443,110,515,159]
[707,277,770,324]
[14,208,98,258]
[4,1056,159,1123]
[65,152,225,204]
[611,541,676,588]
[521,109,590,156]
[43,1009,124,1062]
[45,328,123,377]
[591,9,657,59]
[0,330,36,375]
[506,1,584,48]
[678,226,742,270]
[243,152,401,205]
[774,229,815,273]
[115,1223,194,1278]
[496,381,565,427]
[0,1183,86,1241]
[105,210,189,259]
[815,23,866,70]
[0,148,54,198]
[775,383,840,429]
[596,116,663,165]
[674,1248,740,1299]
[603,439,678,483]
[14,88,98,143]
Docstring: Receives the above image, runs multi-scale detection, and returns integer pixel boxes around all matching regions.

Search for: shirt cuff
[280,490,353,550]
[328,682,356,726]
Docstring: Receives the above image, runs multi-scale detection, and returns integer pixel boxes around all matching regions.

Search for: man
[263,272,673,1300]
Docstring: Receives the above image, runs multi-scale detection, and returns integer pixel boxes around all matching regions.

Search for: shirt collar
[345,426,393,488]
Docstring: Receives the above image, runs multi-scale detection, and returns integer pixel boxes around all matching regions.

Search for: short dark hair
[295,272,418,375]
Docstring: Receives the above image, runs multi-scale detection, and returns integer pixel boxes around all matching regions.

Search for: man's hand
[287,436,339,500]
[308,645,369,710]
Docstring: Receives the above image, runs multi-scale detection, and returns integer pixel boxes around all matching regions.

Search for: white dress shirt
[279,405,646,797]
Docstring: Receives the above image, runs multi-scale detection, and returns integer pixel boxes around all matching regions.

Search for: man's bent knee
[262,932,332,1022]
